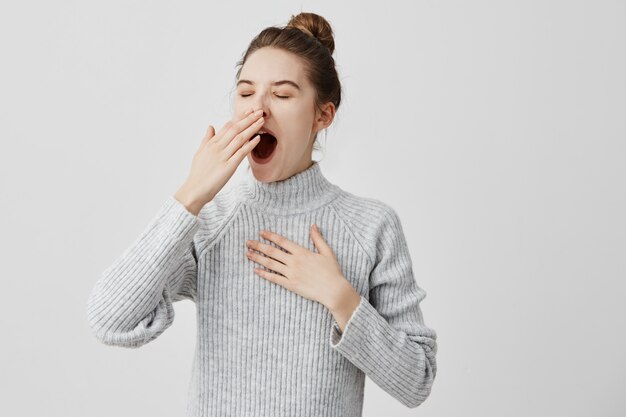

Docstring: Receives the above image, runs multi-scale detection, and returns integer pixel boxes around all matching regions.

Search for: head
[232,12,342,182]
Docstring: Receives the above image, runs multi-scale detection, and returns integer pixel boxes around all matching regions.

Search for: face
[234,47,334,182]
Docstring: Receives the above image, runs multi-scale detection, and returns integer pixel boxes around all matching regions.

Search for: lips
[257,126,278,140]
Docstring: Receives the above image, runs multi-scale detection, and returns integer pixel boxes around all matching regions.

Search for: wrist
[326,279,361,315]
[174,183,209,216]
[326,279,362,334]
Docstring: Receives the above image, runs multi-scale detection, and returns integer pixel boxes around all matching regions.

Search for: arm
[86,195,201,348]
[328,207,437,408]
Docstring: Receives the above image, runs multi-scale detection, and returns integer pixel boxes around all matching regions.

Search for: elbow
[404,382,433,409]
[404,346,438,408]
[404,374,436,409]
[87,298,175,349]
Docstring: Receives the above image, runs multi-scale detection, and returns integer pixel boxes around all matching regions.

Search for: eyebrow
[236,79,301,90]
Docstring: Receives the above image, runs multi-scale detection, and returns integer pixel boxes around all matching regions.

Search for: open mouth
[251,132,278,161]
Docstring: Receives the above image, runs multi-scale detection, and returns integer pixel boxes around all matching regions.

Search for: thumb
[310,224,333,257]
[202,124,215,146]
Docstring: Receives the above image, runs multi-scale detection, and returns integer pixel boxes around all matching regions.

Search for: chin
[248,156,282,182]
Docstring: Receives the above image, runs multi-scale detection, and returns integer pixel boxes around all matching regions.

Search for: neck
[242,161,339,215]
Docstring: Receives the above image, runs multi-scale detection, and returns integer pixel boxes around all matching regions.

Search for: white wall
[0,1,624,416]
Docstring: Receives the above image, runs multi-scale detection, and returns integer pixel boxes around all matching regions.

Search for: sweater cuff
[329,295,372,353]
[165,194,199,220]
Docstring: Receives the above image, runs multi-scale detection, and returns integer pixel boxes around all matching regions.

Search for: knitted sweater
[86,160,438,417]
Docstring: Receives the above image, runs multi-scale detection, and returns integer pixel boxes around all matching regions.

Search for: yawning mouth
[254,133,277,158]
[256,126,278,138]
[251,127,278,161]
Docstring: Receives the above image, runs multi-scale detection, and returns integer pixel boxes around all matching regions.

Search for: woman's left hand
[245,224,352,309]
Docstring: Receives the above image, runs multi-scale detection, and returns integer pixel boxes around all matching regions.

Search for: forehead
[239,47,307,87]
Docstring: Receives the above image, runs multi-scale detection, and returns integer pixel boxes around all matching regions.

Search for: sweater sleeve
[329,206,437,408]
[87,195,201,348]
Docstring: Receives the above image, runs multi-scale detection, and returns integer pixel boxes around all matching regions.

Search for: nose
[253,107,267,118]
[248,98,269,119]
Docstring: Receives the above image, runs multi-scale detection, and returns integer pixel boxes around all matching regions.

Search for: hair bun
[286,12,335,55]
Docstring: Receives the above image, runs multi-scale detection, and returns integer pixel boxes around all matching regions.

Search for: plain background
[1,1,624,416]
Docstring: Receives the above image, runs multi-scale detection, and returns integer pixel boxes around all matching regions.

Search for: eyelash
[240,94,290,99]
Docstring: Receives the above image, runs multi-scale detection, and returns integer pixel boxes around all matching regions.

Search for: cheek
[282,104,313,126]
[233,98,250,114]
[234,107,255,121]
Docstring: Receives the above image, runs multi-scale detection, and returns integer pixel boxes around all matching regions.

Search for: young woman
[87,12,438,417]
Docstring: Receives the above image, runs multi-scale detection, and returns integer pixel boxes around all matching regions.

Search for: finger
[248,240,290,264]
[310,224,333,257]
[223,115,264,158]
[228,134,260,166]
[253,267,291,289]
[259,230,304,255]
[247,249,288,276]
[217,109,264,147]
[211,108,254,145]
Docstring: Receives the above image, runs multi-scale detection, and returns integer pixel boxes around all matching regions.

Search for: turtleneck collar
[241,161,340,215]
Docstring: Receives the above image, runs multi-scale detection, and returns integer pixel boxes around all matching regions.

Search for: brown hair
[233,12,342,154]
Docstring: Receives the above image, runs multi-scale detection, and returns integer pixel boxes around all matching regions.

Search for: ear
[313,102,336,134]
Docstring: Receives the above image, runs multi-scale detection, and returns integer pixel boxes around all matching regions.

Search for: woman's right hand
[174,108,264,215]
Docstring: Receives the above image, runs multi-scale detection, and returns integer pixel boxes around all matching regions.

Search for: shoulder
[332,187,403,231]
[330,187,406,260]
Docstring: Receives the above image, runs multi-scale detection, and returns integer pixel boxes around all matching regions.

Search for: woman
[87,12,438,417]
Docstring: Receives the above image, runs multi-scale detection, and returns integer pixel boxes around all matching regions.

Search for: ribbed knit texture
[86,161,438,416]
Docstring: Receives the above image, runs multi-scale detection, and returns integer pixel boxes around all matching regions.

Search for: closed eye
[240,94,290,99]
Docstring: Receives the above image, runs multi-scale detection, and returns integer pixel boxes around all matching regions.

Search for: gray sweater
[86,161,438,417]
